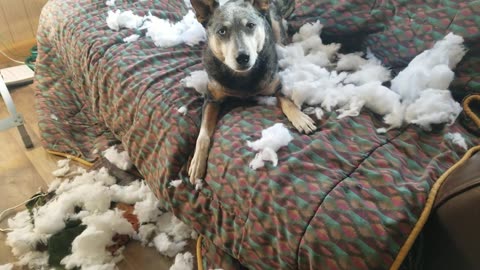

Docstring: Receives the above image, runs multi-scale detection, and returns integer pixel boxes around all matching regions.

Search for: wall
[0,0,49,67]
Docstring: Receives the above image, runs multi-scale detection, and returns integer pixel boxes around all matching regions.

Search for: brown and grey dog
[188,0,316,182]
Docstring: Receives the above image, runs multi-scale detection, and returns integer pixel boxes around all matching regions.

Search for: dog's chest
[205,50,278,98]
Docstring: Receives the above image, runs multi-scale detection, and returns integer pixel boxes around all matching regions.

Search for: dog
[188,0,316,182]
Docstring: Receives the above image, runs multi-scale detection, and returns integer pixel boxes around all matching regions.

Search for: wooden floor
[0,83,196,269]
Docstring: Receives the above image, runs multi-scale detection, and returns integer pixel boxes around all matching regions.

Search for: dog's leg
[277,95,316,134]
[188,100,220,183]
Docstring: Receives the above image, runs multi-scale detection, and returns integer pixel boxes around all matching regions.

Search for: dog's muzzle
[236,53,251,70]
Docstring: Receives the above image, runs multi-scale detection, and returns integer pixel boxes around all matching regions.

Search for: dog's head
[191,0,269,72]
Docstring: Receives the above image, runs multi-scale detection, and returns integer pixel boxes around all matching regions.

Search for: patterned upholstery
[35,0,480,269]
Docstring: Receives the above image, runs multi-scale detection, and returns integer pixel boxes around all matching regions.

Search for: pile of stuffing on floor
[2,146,196,270]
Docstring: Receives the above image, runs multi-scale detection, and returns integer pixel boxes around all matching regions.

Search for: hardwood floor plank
[122,242,175,270]
[3,84,43,139]
[0,84,62,184]
[0,130,48,266]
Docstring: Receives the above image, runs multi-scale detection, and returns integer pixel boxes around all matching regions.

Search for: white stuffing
[336,52,367,71]
[247,123,293,169]
[155,212,176,233]
[133,193,162,224]
[404,89,462,130]
[248,155,265,170]
[123,34,140,43]
[107,10,144,31]
[391,33,466,103]
[110,180,150,204]
[247,123,293,153]
[344,61,391,85]
[161,214,195,242]
[144,10,206,48]
[177,106,188,115]
[190,230,198,240]
[292,20,323,43]
[57,158,70,169]
[52,159,71,177]
[0,264,13,270]
[337,82,402,119]
[52,158,71,177]
[445,132,468,150]
[47,178,62,192]
[303,107,324,119]
[183,0,192,8]
[50,114,59,120]
[61,210,135,269]
[83,264,117,270]
[256,96,278,106]
[317,43,341,62]
[170,179,183,188]
[34,182,112,234]
[380,104,405,132]
[6,160,196,269]
[106,6,206,48]
[16,251,49,269]
[315,107,324,119]
[103,145,133,171]
[135,223,157,245]
[195,179,203,191]
[275,22,464,131]
[152,213,196,243]
[153,233,187,257]
[54,168,115,196]
[302,107,316,115]
[169,252,194,270]
[218,0,230,6]
[105,0,115,6]
[6,211,49,257]
[183,70,208,95]
[249,149,276,170]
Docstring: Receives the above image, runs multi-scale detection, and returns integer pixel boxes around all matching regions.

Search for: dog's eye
[217,28,227,36]
[246,22,256,29]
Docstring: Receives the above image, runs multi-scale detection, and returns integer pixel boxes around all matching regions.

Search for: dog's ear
[190,0,219,26]
[247,0,269,14]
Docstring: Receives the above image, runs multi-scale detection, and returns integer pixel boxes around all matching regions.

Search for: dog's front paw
[188,136,210,184]
[288,110,317,134]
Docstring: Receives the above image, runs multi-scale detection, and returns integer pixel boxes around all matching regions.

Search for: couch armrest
[423,151,480,270]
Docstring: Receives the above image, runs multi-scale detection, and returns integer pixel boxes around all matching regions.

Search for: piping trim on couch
[197,235,204,270]
[46,149,94,167]
[463,94,480,128]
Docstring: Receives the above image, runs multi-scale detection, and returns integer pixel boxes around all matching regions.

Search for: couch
[34,0,480,269]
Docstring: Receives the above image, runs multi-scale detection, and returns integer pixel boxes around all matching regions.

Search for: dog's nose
[236,53,250,65]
